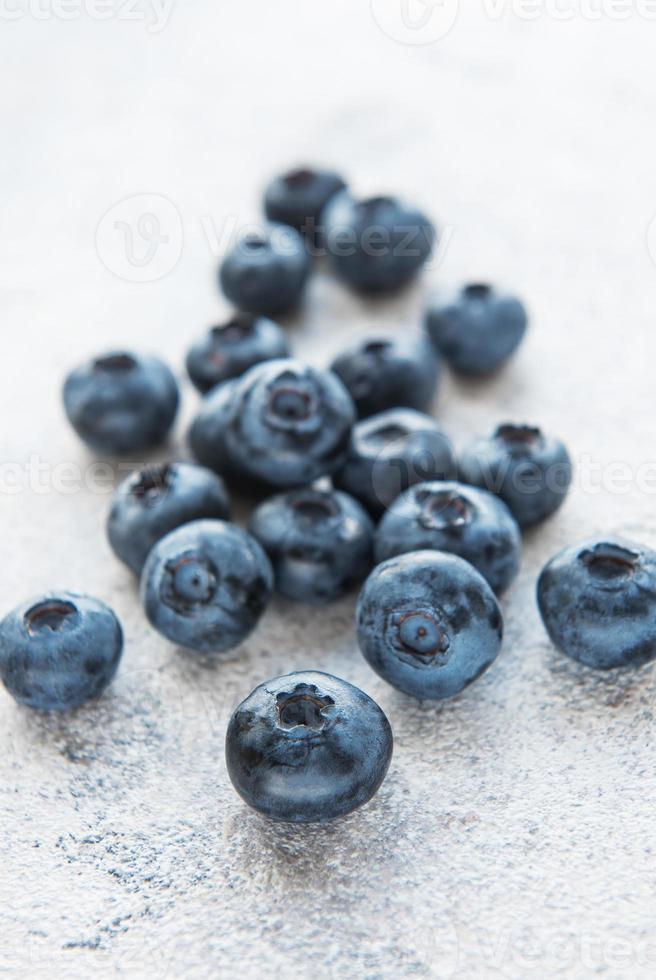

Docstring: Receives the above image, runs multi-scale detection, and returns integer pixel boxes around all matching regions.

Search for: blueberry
[356,551,503,700]
[459,424,572,528]
[225,670,393,823]
[334,408,456,517]
[219,224,311,316]
[107,462,231,575]
[140,519,273,653]
[185,313,290,394]
[263,166,347,243]
[537,538,656,670]
[330,333,441,418]
[63,351,179,455]
[249,488,374,604]
[375,481,521,594]
[323,191,435,293]
[188,359,355,490]
[425,283,528,376]
[0,593,123,711]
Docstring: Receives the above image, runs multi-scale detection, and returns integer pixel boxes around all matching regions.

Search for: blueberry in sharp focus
[140,519,273,653]
[107,462,231,575]
[356,551,503,700]
[188,359,355,489]
[0,593,123,711]
[249,487,374,604]
[219,224,311,316]
[334,407,455,517]
[330,333,441,418]
[263,166,347,243]
[459,423,572,528]
[425,283,528,376]
[537,538,656,670]
[185,313,290,394]
[225,670,393,823]
[323,190,435,293]
[374,481,521,595]
[63,351,179,455]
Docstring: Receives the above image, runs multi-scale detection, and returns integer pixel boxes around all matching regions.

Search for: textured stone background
[2,3,656,978]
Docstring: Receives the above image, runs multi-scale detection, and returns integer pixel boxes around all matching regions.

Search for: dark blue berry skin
[140,519,273,653]
[0,593,123,711]
[185,314,290,394]
[323,191,435,293]
[263,166,347,243]
[357,551,503,700]
[375,481,521,595]
[249,488,374,604]
[330,333,441,418]
[219,224,311,316]
[334,408,456,518]
[459,424,572,528]
[538,538,656,671]
[425,283,528,376]
[107,463,231,575]
[188,359,355,490]
[63,351,179,455]
[225,670,393,823]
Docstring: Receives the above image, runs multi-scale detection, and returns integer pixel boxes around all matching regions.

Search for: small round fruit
[459,423,572,528]
[425,283,528,376]
[356,551,503,700]
[140,520,273,653]
[0,593,123,711]
[538,538,656,670]
[374,481,521,594]
[225,670,393,823]
[219,224,310,316]
[330,333,441,418]
[107,462,231,575]
[188,359,355,489]
[249,487,374,604]
[263,166,347,242]
[185,313,290,394]
[63,351,179,455]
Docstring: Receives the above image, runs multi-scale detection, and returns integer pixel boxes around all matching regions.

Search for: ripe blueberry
[63,351,179,455]
[219,224,311,316]
[357,551,503,700]
[0,593,123,711]
[185,313,290,394]
[225,670,393,823]
[263,166,347,243]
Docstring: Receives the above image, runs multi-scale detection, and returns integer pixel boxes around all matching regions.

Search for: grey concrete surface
[2,3,656,978]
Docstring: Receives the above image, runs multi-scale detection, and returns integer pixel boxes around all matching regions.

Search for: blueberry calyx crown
[93,352,137,374]
[390,608,451,664]
[210,314,257,344]
[494,424,544,455]
[578,542,640,582]
[265,374,318,430]
[276,683,335,731]
[289,491,339,524]
[161,554,218,612]
[130,464,174,507]
[364,422,410,449]
[282,168,316,188]
[24,599,79,636]
[463,282,492,302]
[242,234,269,252]
[416,488,473,532]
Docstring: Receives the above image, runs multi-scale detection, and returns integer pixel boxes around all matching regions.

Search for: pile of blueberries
[1,167,652,825]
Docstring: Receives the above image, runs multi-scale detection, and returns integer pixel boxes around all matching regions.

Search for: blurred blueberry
[375,481,521,594]
[188,359,355,490]
[357,551,503,700]
[425,283,528,376]
[459,423,572,528]
[323,191,435,293]
[63,351,179,455]
[0,593,123,711]
[140,519,272,653]
[249,487,374,604]
[263,166,347,244]
[334,407,455,517]
[330,333,441,418]
[225,670,393,823]
[185,313,290,394]
[219,224,311,316]
[107,462,231,575]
